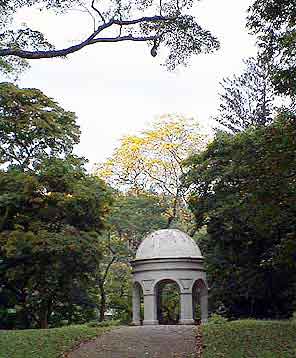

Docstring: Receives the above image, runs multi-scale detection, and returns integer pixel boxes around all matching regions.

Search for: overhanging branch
[90,35,156,44]
[0,15,175,60]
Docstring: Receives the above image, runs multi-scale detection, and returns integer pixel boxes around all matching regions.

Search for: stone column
[132,284,141,325]
[143,294,158,325]
[157,290,162,323]
[200,289,208,323]
[180,292,194,325]
[192,290,198,321]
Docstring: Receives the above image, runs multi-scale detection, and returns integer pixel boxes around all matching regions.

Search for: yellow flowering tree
[96,115,209,228]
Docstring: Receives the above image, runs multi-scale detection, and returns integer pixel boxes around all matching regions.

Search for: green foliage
[0,324,110,358]
[247,0,296,96]
[203,320,296,358]
[0,157,111,233]
[157,281,180,324]
[88,233,131,322]
[0,158,112,328]
[207,313,228,325]
[0,57,30,80]
[104,262,132,323]
[109,191,169,251]
[291,312,296,322]
[0,85,113,329]
[185,115,296,318]
[214,57,274,133]
[0,82,80,169]
[87,319,120,327]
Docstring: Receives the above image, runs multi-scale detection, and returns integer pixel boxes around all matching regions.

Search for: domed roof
[135,229,202,260]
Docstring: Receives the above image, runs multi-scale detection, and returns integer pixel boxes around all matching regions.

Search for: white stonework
[131,229,208,326]
[136,229,202,260]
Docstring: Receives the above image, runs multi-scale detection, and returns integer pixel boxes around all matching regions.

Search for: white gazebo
[131,229,208,325]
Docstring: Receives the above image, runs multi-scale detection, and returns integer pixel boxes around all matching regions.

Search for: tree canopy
[0,156,112,328]
[184,114,296,318]
[214,57,274,133]
[0,82,80,169]
[0,84,112,329]
[247,0,296,96]
[0,0,220,76]
[97,115,208,228]
[108,191,169,251]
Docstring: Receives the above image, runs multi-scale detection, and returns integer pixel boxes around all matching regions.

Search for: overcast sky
[14,0,257,168]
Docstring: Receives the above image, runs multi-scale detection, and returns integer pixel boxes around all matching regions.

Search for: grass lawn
[203,320,296,358]
[0,324,111,358]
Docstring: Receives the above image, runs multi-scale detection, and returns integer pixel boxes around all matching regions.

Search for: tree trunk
[39,307,49,329]
[39,299,52,329]
[99,284,106,322]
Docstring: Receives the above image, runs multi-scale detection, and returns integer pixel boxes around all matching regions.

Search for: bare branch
[142,168,176,196]
[112,15,175,26]
[0,20,114,58]
[78,1,97,31]
[102,255,116,283]
[165,190,179,228]
[71,9,96,31]
[91,0,105,24]
[90,35,156,44]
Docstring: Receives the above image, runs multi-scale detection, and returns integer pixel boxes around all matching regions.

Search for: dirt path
[68,325,197,358]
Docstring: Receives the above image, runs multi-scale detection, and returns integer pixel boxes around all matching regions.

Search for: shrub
[207,313,228,325]
[87,320,120,328]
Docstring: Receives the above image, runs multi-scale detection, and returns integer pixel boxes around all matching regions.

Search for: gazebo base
[179,319,195,325]
[143,320,159,325]
[131,320,142,326]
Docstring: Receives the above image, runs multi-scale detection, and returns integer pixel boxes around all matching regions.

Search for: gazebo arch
[155,279,181,324]
[131,229,208,325]
[132,281,144,326]
[192,279,208,323]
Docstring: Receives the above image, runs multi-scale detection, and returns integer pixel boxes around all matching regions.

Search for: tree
[97,115,208,229]
[0,156,112,328]
[93,232,129,322]
[247,0,296,96]
[105,261,132,323]
[184,114,296,318]
[0,0,220,76]
[214,57,274,133]
[0,84,112,328]
[0,82,80,170]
